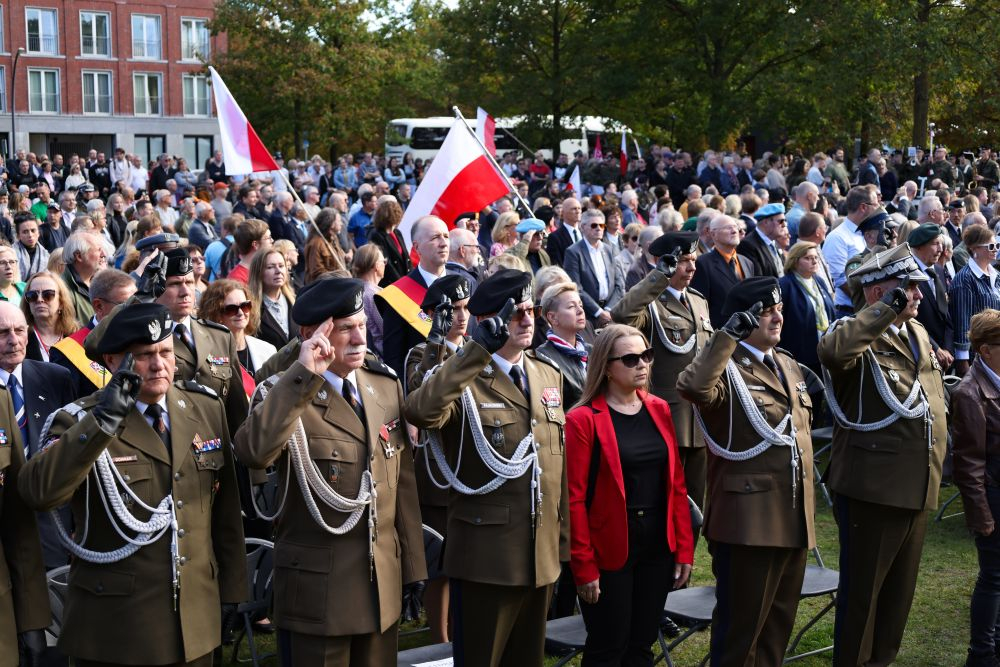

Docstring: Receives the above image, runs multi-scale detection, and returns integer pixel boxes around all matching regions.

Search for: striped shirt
[949,261,1000,359]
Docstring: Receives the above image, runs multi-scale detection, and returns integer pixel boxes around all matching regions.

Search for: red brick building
[0,0,227,167]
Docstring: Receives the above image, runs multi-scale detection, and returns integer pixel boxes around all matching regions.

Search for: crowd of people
[0,138,997,667]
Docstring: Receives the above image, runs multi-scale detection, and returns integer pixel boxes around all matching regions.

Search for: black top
[608,404,667,510]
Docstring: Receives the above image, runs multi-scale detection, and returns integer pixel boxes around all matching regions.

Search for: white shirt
[418,265,443,288]
[823,218,867,307]
[322,369,359,401]
[135,397,171,431]
[666,286,687,303]
[586,242,609,301]
[490,352,525,382]
[263,295,289,337]
[0,364,24,392]
[564,223,581,244]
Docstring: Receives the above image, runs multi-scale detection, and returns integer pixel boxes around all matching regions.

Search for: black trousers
[579,509,675,667]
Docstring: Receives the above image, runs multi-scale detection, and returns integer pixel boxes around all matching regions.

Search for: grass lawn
[224,488,979,666]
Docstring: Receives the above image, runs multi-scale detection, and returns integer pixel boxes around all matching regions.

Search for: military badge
[192,434,222,454]
[541,387,562,407]
[148,319,162,341]
[207,356,229,365]
[0,429,8,446]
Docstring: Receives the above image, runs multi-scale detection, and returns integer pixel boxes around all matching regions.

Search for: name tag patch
[480,402,506,409]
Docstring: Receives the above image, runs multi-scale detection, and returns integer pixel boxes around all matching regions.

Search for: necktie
[770,244,784,276]
[898,327,919,366]
[8,375,27,457]
[763,354,788,394]
[571,227,579,244]
[342,378,365,424]
[678,291,687,307]
[144,403,170,452]
[174,323,194,353]
[509,365,529,399]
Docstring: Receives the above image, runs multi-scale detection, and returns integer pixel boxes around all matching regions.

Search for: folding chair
[936,489,964,522]
[652,585,715,666]
[544,615,588,667]
[784,547,838,663]
[229,538,276,666]
[397,642,452,667]
[42,566,71,666]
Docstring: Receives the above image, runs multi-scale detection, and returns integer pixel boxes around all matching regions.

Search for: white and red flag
[476,107,497,158]
[593,135,603,161]
[567,163,582,194]
[209,67,278,175]
[398,118,510,249]
[620,130,628,176]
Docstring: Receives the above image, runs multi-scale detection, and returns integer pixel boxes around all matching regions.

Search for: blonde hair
[247,248,296,307]
[783,240,819,274]
[970,308,1000,353]
[491,211,520,244]
[575,324,649,409]
[540,282,579,316]
[22,270,79,335]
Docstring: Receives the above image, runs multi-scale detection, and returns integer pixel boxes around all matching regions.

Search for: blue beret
[754,203,785,220]
[515,218,546,234]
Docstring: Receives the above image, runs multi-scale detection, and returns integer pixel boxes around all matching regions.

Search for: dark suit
[148,165,174,193]
[378,268,431,379]
[737,229,783,278]
[267,209,306,257]
[368,227,411,287]
[256,296,299,352]
[564,240,625,319]
[915,263,953,353]
[187,218,219,251]
[778,274,834,371]
[545,223,582,268]
[690,250,756,328]
[857,163,879,187]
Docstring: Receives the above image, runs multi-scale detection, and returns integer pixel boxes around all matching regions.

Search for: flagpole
[495,126,536,157]
[452,106,534,215]
[278,170,339,258]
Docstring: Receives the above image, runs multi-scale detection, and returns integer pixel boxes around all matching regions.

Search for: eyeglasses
[222,301,252,317]
[0,260,16,267]
[589,223,606,230]
[25,289,56,303]
[976,242,1000,252]
[609,348,654,368]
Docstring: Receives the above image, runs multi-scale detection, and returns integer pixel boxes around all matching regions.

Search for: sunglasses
[222,301,252,316]
[25,289,56,303]
[609,348,654,368]
[628,235,639,242]
[589,223,606,230]
[977,242,1000,252]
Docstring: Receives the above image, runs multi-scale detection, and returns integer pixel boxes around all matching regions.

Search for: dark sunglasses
[589,223,606,230]
[609,348,654,368]
[25,289,56,303]
[222,301,252,316]
[628,235,639,242]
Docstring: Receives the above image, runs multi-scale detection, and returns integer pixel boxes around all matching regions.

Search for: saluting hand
[427,296,454,346]
[472,298,515,354]
[722,301,763,341]
[298,319,336,375]
[656,248,682,278]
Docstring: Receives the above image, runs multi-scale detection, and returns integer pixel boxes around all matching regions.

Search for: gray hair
[273,191,293,206]
[638,225,663,250]
[63,232,97,262]
[449,227,476,255]
[195,201,213,216]
[917,196,942,220]
[85,199,105,213]
[581,208,605,227]
[696,208,720,233]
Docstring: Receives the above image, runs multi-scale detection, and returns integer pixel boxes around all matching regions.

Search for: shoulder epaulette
[195,318,230,334]
[39,399,90,453]
[526,349,561,373]
[773,346,793,358]
[687,287,706,300]
[363,353,398,379]
[178,379,219,398]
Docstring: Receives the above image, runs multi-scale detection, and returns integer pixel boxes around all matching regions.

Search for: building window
[0,69,6,113]
[80,11,111,57]
[180,19,210,61]
[82,71,112,115]
[131,15,161,60]
[135,135,165,167]
[26,7,59,55]
[183,74,211,117]
[184,136,214,169]
[27,68,59,113]
[133,73,162,116]
[0,6,5,53]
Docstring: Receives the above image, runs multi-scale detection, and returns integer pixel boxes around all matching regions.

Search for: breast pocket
[378,425,405,489]
[874,353,916,400]
[309,436,360,493]
[542,409,565,456]
[117,461,154,508]
[483,411,520,457]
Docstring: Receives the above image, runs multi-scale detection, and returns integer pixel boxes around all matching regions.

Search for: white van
[385,115,627,161]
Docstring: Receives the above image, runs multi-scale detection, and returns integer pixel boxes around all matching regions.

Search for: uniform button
[95,583,104,593]
[174,472,182,480]
[79,434,87,442]
[870,444,877,449]
[294,376,303,385]
[291,559,300,567]
[178,529,186,538]
[179,556,187,565]
[873,308,882,316]
[745,483,751,491]
[123,475,131,482]
[176,500,184,509]
[531,419,537,426]
[333,451,339,458]
[475,517,482,524]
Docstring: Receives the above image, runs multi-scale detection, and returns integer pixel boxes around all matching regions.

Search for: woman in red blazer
[566,323,694,666]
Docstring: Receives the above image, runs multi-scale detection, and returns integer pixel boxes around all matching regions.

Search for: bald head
[0,302,28,372]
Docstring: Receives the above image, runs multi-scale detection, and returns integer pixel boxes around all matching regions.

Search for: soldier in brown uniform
[677,276,815,667]
[20,303,247,666]
[403,274,471,644]
[978,147,1000,191]
[817,244,948,667]
[234,277,427,667]
[404,269,569,667]
[612,231,713,528]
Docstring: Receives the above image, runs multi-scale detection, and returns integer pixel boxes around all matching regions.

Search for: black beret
[907,223,944,248]
[858,209,890,233]
[721,276,781,320]
[135,233,181,252]
[421,275,471,310]
[96,303,173,355]
[649,232,698,258]
[949,199,967,209]
[468,269,532,316]
[292,277,364,326]
[454,211,478,225]
[163,247,192,277]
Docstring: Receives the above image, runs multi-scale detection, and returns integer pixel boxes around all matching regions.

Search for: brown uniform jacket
[234,357,427,637]
[403,342,569,588]
[0,388,50,667]
[951,358,1000,535]
[254,337,300,384]
[404,341,455,513]
[19,384,247,664]
[817,305,948,511]
[173,318,250,438]
[677,333,816,548]
[612,270,713,448]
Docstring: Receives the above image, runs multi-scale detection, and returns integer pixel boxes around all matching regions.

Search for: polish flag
[620,130,628,176]
[567,163,582,194]
[593,135,603,161]
[477,107,497,158]
[209,67,278,176]
[398,118,510,251]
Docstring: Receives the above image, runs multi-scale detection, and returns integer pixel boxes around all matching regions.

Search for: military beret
[849,243,930,286]
[421,275,471,310]
[858,208,890,233]
[96,303,173,355]
[163,247,192,277]
[754,203,785,220]
[534,205,554,225]
[273,152,283,160]
[649,231,698,258]
[908,223,944,248]
[949,199,967,209]
[468,269,532,316]
[454,212,478,225]
[721,276,781,320]
[515,218,546,234]
[135,233,181,252]
[292,277,364,326]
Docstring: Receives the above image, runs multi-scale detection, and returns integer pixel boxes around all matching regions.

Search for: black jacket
[368,227,411,287]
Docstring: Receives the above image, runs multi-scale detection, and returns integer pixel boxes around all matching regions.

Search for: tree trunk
[550,0,563,157]
[911,0,931,148]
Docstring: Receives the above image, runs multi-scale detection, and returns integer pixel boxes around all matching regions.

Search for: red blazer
[566,391,694,585]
